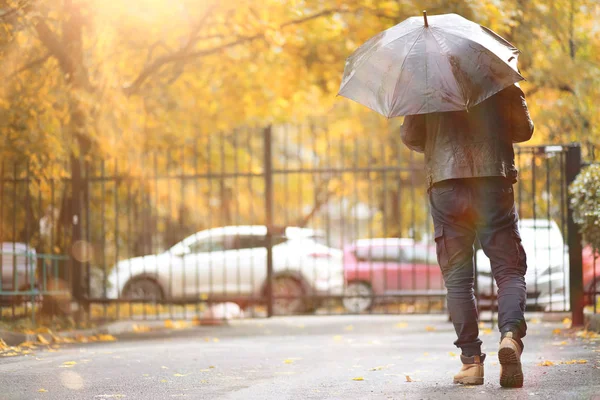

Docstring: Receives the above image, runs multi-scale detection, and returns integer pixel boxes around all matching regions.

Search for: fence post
[566,144,584,326]
[71,154,84,303]
[264,125,274,317]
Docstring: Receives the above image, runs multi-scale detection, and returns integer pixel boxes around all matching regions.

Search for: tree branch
[124,7,350,96]
[9,52,51,77]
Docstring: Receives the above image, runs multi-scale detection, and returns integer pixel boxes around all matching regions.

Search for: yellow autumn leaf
[537,360,555,366]
[449,352,457,357]
[530,317,541,324]
[37,335,50,345]
[212,338,220,343]
[283,359,294,364]
[160,379,168,383]
[405,375,413,382]
[552,329,561,335]
[425,326,436,332]
[173,373,189,377]
[38,388,48,393]
[98,334,117,342]
[577,360,588,364]
[344,325,354,331]
[481,328,493,335]
[161,366,169,369]
[563,317,572,327]
[164,320,175,329]
[395,322,408,328]
[352,377,364,381]
[333,335,343,341]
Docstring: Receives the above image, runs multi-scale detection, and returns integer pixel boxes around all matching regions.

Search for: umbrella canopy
[338,12,524,117]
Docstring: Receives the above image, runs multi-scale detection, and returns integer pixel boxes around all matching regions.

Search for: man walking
[401,83,534,388]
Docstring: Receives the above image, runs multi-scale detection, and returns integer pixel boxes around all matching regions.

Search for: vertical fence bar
[264,125,274,317]
[566,144,584,326]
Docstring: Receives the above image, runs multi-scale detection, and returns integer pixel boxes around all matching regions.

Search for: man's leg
[475,178,527,343]
[429,179,481,357]
[474,177,527,388]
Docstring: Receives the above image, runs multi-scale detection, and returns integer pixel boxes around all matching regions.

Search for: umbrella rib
[388,29,426,116]
[428,28,468,110]
[339,26,423,95]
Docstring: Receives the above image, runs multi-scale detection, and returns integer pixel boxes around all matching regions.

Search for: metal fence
[0,126,597,324]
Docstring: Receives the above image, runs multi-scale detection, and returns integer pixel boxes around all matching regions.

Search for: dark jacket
[400,84,534,186]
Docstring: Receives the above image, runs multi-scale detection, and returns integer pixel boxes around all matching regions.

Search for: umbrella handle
[423,10,429,28]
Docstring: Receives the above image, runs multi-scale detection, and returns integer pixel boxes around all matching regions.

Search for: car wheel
[272,276,306,315]
[343,282,374,313]
[123,278,164,301]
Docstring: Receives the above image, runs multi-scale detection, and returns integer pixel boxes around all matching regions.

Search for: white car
[106,226,344,314]
[476,219,570,311]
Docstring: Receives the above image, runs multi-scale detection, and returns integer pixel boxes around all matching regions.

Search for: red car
[583,245,600,307]
[342,238,444,312]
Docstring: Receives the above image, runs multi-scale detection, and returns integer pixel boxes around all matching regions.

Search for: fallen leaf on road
[160,379,168,383]
[19,341,37,349]
[1,352,19,357]
[333,335,343,342]
[395,322,408,328]
[425,326,436,332]
[203,337,210,342]
[352,377,364,381]
[552,341,568,346]
[38,388,48,393]
[344,325,354,331]
[63,361,77,365]
[173,373,189,377]
[209,366,215,369]
[530,318,541,324]
[552,329,561,335]
[37,335,50,345]
[537,360,555,366]
[371,366,385,371]
[481,328,492,335]
[161,366,169,369]
[47,349,57,353]
[283,359,294,364]
[98,334,116,342]
[142,374,149,377]
[563,318,572,327]
[0,339,8,350]
[405,375,412,382]
[199,369,212,372]
[577,360,588,364]
[212,338,220,343]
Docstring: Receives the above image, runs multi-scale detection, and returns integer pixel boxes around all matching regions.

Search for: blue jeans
[429,177,527,357]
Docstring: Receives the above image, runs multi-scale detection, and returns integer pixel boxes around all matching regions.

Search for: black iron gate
[0,127,595,324]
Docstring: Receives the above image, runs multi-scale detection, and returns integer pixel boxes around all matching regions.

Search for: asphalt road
[1,315,599,400]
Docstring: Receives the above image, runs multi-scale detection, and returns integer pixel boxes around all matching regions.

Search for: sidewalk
[1,314,599,399]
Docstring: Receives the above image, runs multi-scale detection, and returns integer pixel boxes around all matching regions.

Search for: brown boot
[453,354,485,385]
[498,332,524,388]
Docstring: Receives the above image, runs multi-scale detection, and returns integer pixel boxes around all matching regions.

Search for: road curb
[0,318,229,346]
